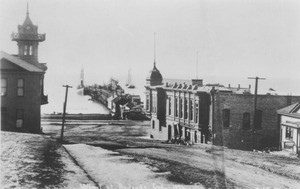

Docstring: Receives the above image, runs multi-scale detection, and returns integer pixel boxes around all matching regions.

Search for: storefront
[278,103,300,154]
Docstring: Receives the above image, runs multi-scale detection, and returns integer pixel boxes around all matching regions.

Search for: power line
[60,85,72,142]
[248,76,266,151]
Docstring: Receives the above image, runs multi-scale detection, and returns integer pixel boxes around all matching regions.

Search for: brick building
[212,93,300,150]
[1,9,48,133]
[145,63,300,150]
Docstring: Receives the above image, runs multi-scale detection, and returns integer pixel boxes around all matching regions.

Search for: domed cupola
[146,62,163,86]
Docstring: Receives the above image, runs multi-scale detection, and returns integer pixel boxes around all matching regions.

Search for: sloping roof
[277,102,300,115]
[0,51,44,73]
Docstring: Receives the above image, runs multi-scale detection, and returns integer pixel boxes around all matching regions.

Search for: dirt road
[42,119,300,188]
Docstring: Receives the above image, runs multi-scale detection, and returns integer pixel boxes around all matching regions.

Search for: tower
[1,5,48,133]
[11,4,46,64]
[146,32,163,86]
[146,62,163,86]
[80,67,84,87]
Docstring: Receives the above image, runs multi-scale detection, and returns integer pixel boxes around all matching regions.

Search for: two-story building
[145,63,300,150]
[145,62,212,144]
[1,9,48,133]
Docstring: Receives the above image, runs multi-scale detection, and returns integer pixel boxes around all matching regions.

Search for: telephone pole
[248,77,265,151]
[60,85,72,142]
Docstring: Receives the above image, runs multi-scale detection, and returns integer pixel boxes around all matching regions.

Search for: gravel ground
[41,119,300,189]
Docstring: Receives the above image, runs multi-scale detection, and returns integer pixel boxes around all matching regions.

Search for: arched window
[189,99,193,121]
[195,100,199,123]
[243,112,250,129]
[184,98,188,119]
[168,97,172,115]
[179,98,183,118]
[222,109,230,127]
[175,97,178,117]
[146,94,150,110]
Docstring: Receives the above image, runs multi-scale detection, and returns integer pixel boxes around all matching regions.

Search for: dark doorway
[1,107,7,130]
[168,125,172,140]
[173,125,178,137]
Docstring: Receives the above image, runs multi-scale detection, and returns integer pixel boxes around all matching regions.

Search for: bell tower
[11,4,45,64]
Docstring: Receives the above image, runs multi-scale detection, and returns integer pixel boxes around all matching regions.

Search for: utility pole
[60,85,72,142]
[248,77,265,151]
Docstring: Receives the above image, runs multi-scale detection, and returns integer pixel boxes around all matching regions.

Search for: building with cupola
[145,61,300,150]
[1,7,48,133]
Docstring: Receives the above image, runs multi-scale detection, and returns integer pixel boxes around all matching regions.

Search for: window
[152,120,155,129]
[175,97,178,117]
[189,99,193,121]
[16,109,24,128]
[17,79,24,96]
[243,112,250,129]
[222,109,230,128]
[179,98,183,118]
[254,109,262,129]
[159,123,162,131]
[146,95,150,111]
[168,97,171,115]
[1,78,7,96]
[29,45,33,55]
[195,100,199,123]
[24,45,28,55]
[184,98,188,119]
[286,127,293,140]
[152,95,157,113]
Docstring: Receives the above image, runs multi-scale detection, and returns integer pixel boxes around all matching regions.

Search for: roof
[164,78,192,85]
[0,51,45,73]
[277,102,300,115]
[146,63,163,81]
[23,14,33,27]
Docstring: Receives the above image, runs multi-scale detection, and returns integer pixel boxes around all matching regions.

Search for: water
[42,72,300,115]
[42,88,110,114]
[41,75,146,115]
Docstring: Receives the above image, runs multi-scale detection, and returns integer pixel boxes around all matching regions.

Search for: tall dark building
[1,7,48,133]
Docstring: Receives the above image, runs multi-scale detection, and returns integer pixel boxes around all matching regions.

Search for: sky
[1,0,300,98]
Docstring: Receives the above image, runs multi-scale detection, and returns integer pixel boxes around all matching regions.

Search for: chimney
[238,84,240,89]
[249,84,251,89]
[228,84,231,88]
[192,79,203,86]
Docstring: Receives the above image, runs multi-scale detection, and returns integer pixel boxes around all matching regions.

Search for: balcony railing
[41,95,48,105]
[11,33,46,42]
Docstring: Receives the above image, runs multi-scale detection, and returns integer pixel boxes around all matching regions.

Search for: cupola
[11,4,45,64]
[146,62,163,86]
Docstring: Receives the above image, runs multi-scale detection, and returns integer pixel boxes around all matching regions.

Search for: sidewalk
[1,131,95,189]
